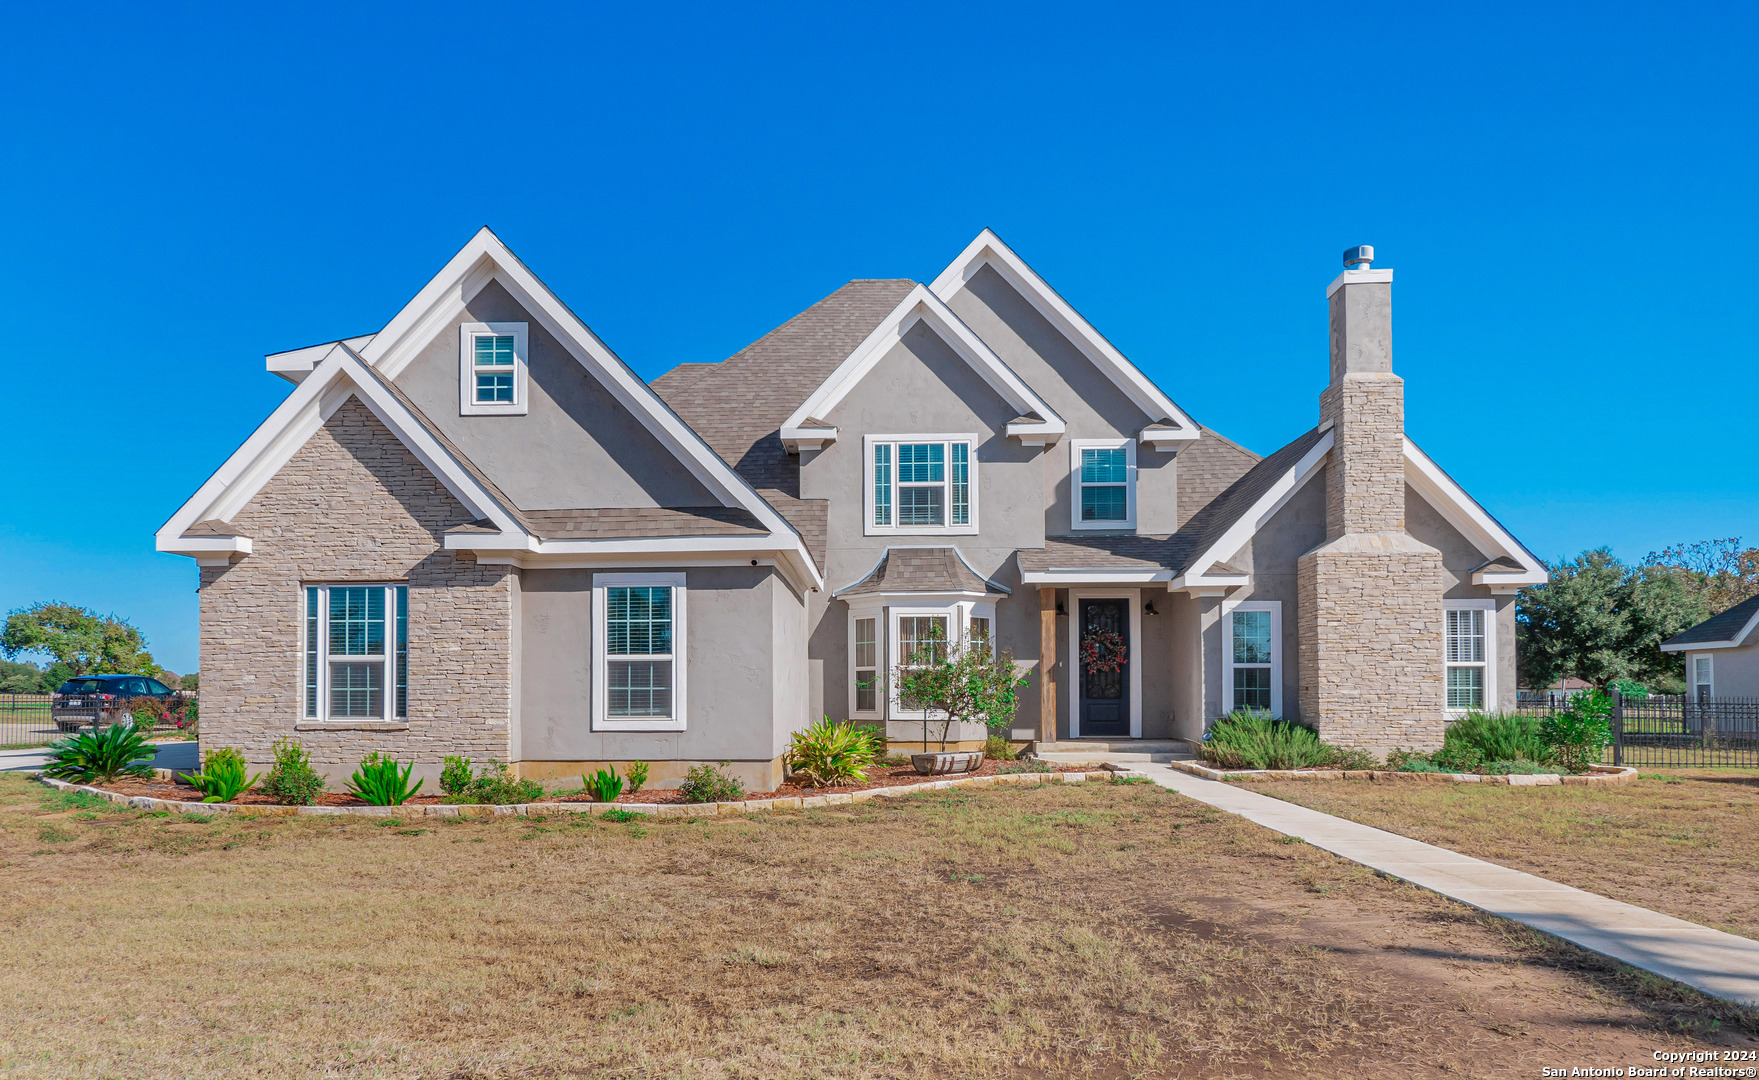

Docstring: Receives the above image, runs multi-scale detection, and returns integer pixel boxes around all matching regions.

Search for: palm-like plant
[42,723,156,783]
[785,717,878,787]
[346,753,423,805]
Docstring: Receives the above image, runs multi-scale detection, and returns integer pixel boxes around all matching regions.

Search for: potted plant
[892,626,1029,775]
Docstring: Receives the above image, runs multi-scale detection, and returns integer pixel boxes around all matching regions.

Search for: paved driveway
[0,740,198,774]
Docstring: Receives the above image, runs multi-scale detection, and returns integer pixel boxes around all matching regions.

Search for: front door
[1077,598,1130,737]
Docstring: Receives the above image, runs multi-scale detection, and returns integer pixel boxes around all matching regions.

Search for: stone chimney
[1296,246,1446,753]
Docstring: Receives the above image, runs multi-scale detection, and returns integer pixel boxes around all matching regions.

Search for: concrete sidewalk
[0,740,198,774]
[1127,760,1759,1006]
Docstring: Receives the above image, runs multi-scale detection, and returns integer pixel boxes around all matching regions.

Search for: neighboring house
[158,229,1546,788]
[1661,595,1759,701]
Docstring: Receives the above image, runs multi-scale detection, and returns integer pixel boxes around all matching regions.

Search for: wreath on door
[1081,630,1128,674]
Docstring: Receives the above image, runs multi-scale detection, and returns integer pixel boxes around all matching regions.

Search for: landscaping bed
[1255,769,1759,943]
[2,771,1752,1079]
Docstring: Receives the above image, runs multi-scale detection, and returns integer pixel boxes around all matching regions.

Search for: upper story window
[458,322,529,416]
[1444,601,1495,712]
[592,573,687,732]
[1070,439,1136,531]
[864,435,977,535]
[303,584,408,723]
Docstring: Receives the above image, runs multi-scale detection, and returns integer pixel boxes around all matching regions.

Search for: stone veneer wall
[199,396,512,783]
[1297,538,1445,753]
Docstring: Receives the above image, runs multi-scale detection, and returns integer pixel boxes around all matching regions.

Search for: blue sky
[2,3,1754,675]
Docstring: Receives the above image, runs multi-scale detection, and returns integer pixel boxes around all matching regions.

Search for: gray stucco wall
[1405,482,1518,713]
[516,564,806,766]
[943,264,1178,537]
[1219,465,1328,723]
[394,279,720,510]
[1688,643,1759,698]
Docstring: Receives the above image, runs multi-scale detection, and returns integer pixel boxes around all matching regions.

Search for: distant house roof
[1662,594,1759,651]
[834,547,1010,598]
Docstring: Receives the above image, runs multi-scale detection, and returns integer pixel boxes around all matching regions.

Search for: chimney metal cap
[1342,245,1374,269]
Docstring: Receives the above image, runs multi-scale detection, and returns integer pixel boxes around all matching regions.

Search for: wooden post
[1038,587,1057,747]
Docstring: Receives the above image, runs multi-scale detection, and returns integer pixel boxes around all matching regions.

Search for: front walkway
[1124,760,1759,1006]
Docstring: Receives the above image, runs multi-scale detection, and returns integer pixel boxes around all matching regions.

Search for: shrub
[43,722,157,783]
[891,627,1029,751]
[180,747,262,803]
[1611,679,1648,700]
[463,761,544,805]
[984,734,1019,761]
[583,767,624,803]
[1442,711,1551,766]
[679,762,744,803]
[440,755,475,797]
[998,759,1052,774]
[1331,746,1380,771]
[1199,712,1363,771]
[1485,758,1553,775]
[260,737,326,805]
[347,753,423,805]
[785,717,878,787]
[1541,690,1613,774]
[624,760,649,795]
[1388,748,1443,773]
[128,696,165,732]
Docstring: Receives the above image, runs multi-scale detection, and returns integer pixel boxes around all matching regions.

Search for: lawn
[0,773,1753,1079]
[1254,771,1759,941]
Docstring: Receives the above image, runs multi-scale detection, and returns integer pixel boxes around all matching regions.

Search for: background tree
[0,602,162,678]
[1518,548,1707,693]
[1642,538,1759,616]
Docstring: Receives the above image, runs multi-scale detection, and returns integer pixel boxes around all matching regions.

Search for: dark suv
[51,675,179,732]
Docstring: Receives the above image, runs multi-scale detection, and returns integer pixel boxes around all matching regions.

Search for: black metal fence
[0,694,59,748]
[1517,690,1759,768]
[0,693,199,750]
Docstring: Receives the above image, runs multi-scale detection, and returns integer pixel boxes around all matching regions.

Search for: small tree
[892,625,1029,752]
[1,602,161,678]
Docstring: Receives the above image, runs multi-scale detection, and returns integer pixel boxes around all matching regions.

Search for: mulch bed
[81,759,1084,809]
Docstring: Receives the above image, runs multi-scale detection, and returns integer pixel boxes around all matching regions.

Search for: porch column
[1038,587,1057,745]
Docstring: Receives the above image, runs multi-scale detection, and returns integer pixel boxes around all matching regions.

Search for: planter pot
[911,751,983,776]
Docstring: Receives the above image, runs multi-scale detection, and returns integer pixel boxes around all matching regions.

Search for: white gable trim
[266,333,377,383]
[1171,430,1334,591]
[1403,438,1547,588]
[1660,609,1759,652]
[929,229,1198,443]
[779,284,1065,450]
[156,345,530,556]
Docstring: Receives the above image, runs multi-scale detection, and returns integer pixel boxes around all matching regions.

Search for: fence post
[1611,688,1624,767]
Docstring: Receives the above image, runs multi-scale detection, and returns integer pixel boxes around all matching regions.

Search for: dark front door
[1078,598,1130,737]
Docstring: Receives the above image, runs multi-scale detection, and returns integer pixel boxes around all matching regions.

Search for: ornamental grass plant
[784,717,878,787]
[1199,711,1373,771]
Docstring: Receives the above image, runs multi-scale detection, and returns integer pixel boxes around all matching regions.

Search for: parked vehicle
[51,675,178,732]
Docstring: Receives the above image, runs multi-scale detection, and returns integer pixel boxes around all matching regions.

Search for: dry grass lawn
[1255,770,1759,940]
[1,772,1755,1079]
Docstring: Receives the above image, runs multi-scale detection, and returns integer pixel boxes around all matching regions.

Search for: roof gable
[1662,593,1759,651]
[778,283,1065,449]
[929,229,1197,447]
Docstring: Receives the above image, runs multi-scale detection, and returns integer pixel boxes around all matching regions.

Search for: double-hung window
[303,584,408,722]
[1223,601,1280,716]
[1444,601,1495,712]
[1693,656,1714,704]
[1070,439,1136,530]
[865,435,976,534]
[592,573,687,731]
[458,322,529,415]
[853,616,878,715]
[893,612,950,715]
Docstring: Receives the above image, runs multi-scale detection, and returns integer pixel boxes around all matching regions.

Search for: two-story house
[158,229,1545,789]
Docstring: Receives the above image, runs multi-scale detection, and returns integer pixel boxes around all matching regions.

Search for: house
[1661,594,1759,701]
[157,229,1546,788]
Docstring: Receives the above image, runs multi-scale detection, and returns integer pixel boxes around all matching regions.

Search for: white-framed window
[591,573,687,732]
[863,434,978,535]
[1222,600,1281,716]
[1444,600,1497,712]
[846,598,994,719]
[1070,438,1136,531]
[459,321,529,416]
[1693,655,1714,704]
[303,584,408,722]
[853,615,879,716]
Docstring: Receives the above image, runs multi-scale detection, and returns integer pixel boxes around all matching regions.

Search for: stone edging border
[33,769,1115,818]
[1164,760,1639,787]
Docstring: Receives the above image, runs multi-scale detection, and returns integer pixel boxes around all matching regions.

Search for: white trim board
[1065,588,1144,739]
[1221,599,1283,718]
[590,572,688,733]
[1171,430,1333,590]
[778,284,1065,449]
[1403,438,1547,588]
[1443,598,1498,714]
[929,229,1198,444]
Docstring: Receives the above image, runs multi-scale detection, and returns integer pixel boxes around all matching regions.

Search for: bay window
[303,584,408,722]
[845,599,997,719]
[864,435,977,534]
[592,573,688,731]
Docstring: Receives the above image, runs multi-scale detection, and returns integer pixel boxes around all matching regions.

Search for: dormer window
[864,434,978,535]
[1070,439,1136,530]
[459,322,529,415]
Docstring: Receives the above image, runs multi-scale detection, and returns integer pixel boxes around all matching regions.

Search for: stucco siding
[1691,643,1759,698]
[1406,481,1518,712]
[199,396,512,786]
[394,279,720,510]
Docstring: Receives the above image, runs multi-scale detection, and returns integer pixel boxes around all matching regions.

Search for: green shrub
[984,734,1019,761]
[43,722,157,783]
[583,767,624,803]
[440,755,475,797]
[1332,746,1380,771]
[260,737,326,805]
[624,760,649,795]
[180,747,262,803]
[1387,748,1443,773]
[1611,679,1648,700]
[1485,759,1553,775]
[1199,712,1365,771]
[347,753,423,805]
[1541,690,1613,774]
[465,762,545,805]
[997,759,1052,774]
[1442,711,1552,766]
[785,717,878,787]
[679,762,744,803]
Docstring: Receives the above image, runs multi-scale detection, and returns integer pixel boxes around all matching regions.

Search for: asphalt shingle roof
[835,547,1010,598]
[1665,594,1759,647]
